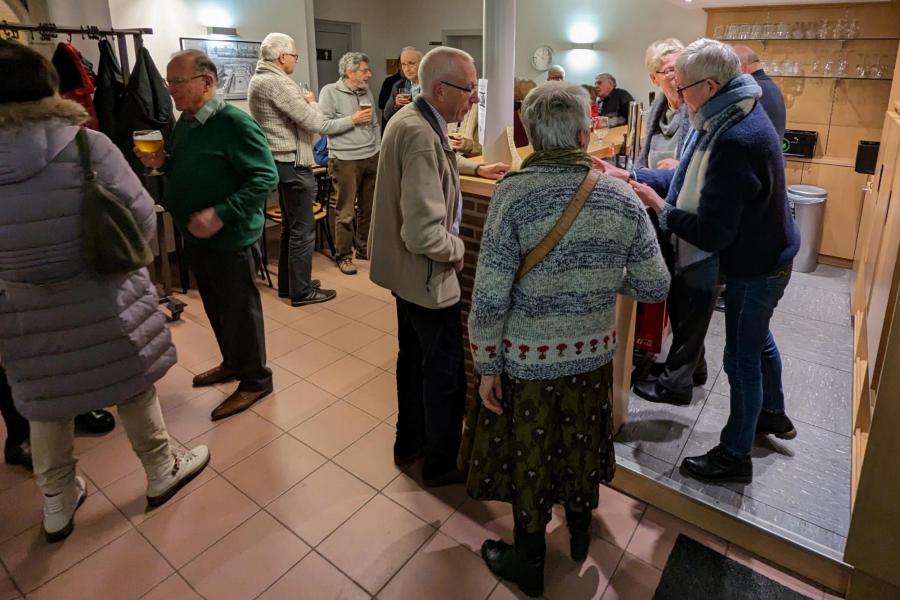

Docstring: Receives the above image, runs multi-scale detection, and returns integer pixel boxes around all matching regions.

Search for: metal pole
[481,0,516,165]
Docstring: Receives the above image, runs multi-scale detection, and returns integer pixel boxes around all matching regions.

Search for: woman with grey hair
[636,38,689,170]
[603,39,800,484]
[464,81,669,597]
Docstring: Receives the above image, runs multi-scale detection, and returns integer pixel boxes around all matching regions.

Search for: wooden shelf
[772,75,892,81]
[785,156,855,168]
[716,37,899,42]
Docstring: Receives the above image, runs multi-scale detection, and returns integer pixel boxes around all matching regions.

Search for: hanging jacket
[51,42,99,129]
[113,46,174,177]
[94,39,126,141]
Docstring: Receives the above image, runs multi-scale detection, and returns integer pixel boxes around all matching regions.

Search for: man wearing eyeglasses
[383,46,423,125]
[248,32,337,307]
[136,49,279,421]
[319,51,381,275]
[368,46,508,488]
[593,72,634,127]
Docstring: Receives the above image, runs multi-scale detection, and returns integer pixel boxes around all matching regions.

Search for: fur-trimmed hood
[0,96,88,184]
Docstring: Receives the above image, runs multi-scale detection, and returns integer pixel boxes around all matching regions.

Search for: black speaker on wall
[856,141,880,175]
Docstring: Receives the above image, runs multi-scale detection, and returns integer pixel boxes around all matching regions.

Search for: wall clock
[531,45,553,71]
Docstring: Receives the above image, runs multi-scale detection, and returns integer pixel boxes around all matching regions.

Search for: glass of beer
[359,101,372,128]
[133,130,164,175]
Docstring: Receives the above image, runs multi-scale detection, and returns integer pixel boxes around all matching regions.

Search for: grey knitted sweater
[247,60,325,166]
[468,166,670,380]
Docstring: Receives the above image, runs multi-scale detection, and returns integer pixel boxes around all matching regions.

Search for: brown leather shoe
[210,387,272,421]
[192,365,236,387]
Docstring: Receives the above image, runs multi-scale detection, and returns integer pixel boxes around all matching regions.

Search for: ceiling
[665,0,890,8]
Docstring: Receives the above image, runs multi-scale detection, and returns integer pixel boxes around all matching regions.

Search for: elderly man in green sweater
[137,49,278,421]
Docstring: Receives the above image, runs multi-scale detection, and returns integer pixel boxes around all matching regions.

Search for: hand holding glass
[133,130,164,175]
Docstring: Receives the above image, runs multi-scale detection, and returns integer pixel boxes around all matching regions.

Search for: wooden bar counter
[457,126,636,430]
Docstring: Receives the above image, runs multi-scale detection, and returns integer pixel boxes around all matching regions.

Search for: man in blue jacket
[601,39,800,484]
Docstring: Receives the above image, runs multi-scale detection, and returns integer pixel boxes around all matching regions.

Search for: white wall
[312,0,398,95]
[315,0,705,106]
[107,0,315,112]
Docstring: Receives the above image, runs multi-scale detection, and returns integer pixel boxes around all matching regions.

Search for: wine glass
[133,130,164,176]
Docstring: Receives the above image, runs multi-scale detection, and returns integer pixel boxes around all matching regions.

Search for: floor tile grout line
[370,525,444,598]
[247,546,314,600]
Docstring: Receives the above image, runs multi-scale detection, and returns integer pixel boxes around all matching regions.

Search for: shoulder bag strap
[74,127,96,182]
[514,168,602,282]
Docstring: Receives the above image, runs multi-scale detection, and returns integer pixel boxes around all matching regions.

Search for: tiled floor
[616,265,853,558]
[0,253,840,599]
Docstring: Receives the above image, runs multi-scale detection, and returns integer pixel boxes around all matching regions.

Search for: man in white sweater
[248,32,338,306]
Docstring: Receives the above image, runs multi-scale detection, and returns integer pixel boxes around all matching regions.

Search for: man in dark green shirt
[138,49,278,420]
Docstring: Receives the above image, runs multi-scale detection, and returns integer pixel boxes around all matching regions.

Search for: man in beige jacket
[368,46,508,487]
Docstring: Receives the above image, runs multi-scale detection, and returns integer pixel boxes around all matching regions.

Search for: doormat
[653,534,811,600]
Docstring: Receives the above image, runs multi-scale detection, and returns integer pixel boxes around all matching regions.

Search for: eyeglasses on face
[166,75,205,87]
[676,78,716,99]
[655,67,676,79]
[282,53,299,60]
[440,80,476,94]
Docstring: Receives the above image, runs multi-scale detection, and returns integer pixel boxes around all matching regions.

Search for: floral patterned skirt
[460,362,616,533]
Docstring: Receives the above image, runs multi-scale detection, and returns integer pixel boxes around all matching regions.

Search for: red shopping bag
[634,301,669,354]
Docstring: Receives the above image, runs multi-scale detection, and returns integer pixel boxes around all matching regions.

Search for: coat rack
[0,21,152,74]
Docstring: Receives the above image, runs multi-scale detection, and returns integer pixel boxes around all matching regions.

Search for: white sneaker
[146,445,210,507]
[44,475,87,543]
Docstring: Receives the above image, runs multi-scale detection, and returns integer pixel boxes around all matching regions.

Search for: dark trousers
[394,295,466,472]
[658,256,720,395]
[275,162,316,299]
[0,366,29,446]
[188,245,272,392]
[329,154,378,260]
[720,264,791,457]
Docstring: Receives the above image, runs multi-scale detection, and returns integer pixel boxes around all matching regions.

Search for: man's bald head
[732,45,761,74]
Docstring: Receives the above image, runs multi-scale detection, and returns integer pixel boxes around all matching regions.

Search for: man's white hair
[520,82,591,151]
[260,33,295,62]
[548,65,566,77]
[400,46,423,60]
[338,51,370,77]
[419,46,475,98]
[677,38,741,86]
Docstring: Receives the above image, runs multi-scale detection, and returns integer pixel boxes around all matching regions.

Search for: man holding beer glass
[383,46,423,125]
[319,52,381,275]
[136,50,279,421]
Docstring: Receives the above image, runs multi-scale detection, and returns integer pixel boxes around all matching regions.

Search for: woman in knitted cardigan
[464,82,670,597]
[636,38,690,171]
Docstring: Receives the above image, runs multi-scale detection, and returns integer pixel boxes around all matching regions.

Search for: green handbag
[75,128,154,275]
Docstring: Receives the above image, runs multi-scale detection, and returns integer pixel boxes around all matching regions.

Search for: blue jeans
[719,264,792,457]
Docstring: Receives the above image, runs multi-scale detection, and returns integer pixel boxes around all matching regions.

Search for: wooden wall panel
[806,163,868,259]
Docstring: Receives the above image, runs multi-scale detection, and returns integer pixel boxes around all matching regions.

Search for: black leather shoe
[355,250,368,261]
[74,410,116,435]
[681,446,752,484]
[422,466,467,488]
[291,287,337,307]
[756,411,797,440]
[633,380,692,406]
[4,439,33,471]
[279,280,321,298]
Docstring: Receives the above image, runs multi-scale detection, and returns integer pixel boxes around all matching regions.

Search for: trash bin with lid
[787,184,827,273]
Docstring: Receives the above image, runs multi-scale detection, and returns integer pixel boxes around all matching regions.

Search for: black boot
[4,439,32,471]
[681,445,752,484]
[481,526,546,598]
[565,506,592,561]
[73,410,116,435]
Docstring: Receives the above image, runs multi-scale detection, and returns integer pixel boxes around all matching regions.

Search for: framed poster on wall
[179,37,261,100]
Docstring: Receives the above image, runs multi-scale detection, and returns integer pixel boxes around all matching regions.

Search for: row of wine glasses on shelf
[715,18,861,41]
[760,55,893,78]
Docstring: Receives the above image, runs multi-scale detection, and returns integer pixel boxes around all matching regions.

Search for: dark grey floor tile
[616,388,709,464]
[710,354,852,436]
[665,468,847,556]
[789,265,853,293]
[676,395,851,537]
[767,311,852,372]
[779,282,851,327]
[614,441,675,479]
